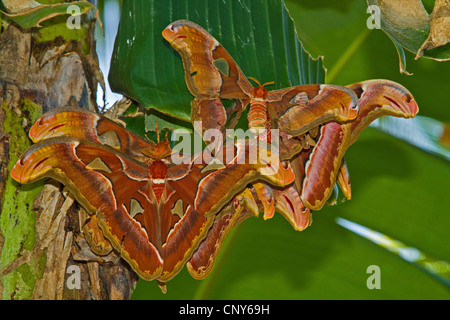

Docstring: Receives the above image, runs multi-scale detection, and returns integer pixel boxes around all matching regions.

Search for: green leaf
[366,0,450,71]
[370,115,450,161]
[108,0,324,123]
[0,1,95,29]
[336,217,450,287]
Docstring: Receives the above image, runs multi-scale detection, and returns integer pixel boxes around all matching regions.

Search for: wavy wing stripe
[11,136,166,281]
[301,123,351,210]
[276,85,359,136]
[194,144,294,217]
[187,203,243,280]
[29,107,156,160]
[160,206,213,282]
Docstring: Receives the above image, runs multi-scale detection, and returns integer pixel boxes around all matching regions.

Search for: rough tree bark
[0,1,137,300]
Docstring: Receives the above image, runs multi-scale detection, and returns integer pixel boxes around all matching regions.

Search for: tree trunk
[0,1,137,300]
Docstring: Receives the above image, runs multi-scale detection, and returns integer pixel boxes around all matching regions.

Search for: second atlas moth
[162,20,419,232]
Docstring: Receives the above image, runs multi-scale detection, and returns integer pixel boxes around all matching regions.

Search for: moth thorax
[253,85,269,99]
[149,160,168,204]
[149,160,168,180]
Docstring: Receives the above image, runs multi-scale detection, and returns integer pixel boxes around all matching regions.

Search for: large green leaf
[370,115,450,161]
[366,0,450,74]
[108,0,323,123]
[336,217,450,287]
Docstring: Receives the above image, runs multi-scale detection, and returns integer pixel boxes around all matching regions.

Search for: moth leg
[336,158,351,200]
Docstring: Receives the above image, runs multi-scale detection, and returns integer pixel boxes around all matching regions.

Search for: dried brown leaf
[377,0,430,29]
[416,0,450,59]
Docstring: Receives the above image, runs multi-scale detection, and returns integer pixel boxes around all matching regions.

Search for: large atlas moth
[162,20,419,232]
[11,107,296,289]
[184,79,420,280]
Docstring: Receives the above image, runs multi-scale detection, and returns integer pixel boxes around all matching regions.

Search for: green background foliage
[0,100,44,300]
